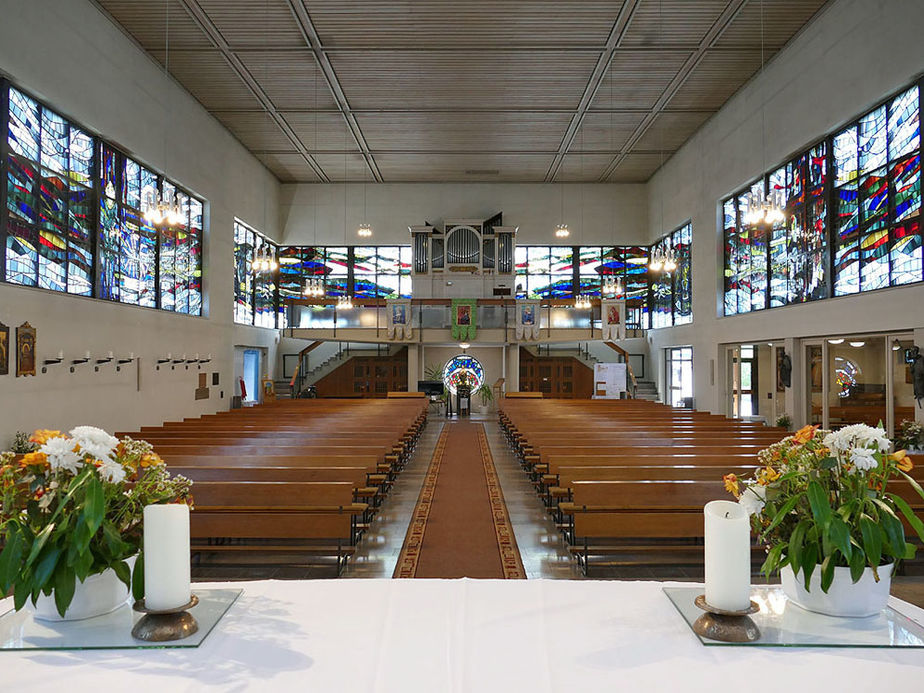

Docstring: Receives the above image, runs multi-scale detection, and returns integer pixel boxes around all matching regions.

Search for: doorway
[243,349,260,403]
[665,346,693,408]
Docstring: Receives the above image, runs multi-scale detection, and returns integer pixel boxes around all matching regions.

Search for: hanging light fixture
[251,242,278,274]
[648,245,677,273]
[337,295,354,310]
[143,0,183,227]
[574,294,592,310]
[303,276,325,297]
[744,0,786,229]
[602,275,624,297]
[555,181,569,238]
[357,164,373,238]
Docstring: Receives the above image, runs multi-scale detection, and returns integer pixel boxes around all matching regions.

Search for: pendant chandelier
[251,244,278,273]
[649,246,677,273]
[337,295,354,310]
[602,275,624,297]
[357,222,373,238]
[555,182,569,238]
[303,277,325,297]
[745,0,787,229]
[144,0,183,228]
[574,294,592,310]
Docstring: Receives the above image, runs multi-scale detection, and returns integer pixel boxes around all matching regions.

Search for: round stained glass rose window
[442,354,485,395]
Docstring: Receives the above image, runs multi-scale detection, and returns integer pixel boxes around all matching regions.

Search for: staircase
[273,380,293,399]
[634,380,659,401]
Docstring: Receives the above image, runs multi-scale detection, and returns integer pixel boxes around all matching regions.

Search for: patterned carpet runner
[394,422,525,579]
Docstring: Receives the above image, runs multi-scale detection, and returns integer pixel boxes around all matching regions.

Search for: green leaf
[820,554,836,593]
[13,584,30,611]
[132,553,145,601]
[827,516,852,562]
[53,566,77,617]
[802,543,818,591]
[897,469,924,502]
[32,545,62,590]
[878,508,907,561]
[763,496,801,535]
[859,514,882,569]
[0,527,25,592]
[807,481,832,526]
[820,456,837,469]
[73,548,94,581]
[787,519,810,577]
[112,559,131,591]
[849,545,866,583]
[761,543,786,578]
[83,476,105,533]
[24,523,56,568]
[889,493,924,543]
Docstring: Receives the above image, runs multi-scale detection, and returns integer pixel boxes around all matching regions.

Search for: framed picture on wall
[16,322,36,377]
[0,322,9,376]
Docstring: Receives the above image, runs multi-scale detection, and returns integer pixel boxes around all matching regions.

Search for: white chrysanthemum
[823,424,891,461]
[69,426,119,460]
[96,458,127,484]
[849,447,879,472]
[738,484,766,516]
[40,436,83,474]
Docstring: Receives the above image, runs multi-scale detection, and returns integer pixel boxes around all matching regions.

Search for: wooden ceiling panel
[375,154,553,182]
[715,0,829,48]
[313,152,373,181]
[257,152,323,182]
[96,0,212,50]
[556,154,621,181]
[620,0,730,47]
[304,0,626,47]
[571,112,648,152]
[215,112,296,151]
[195,0,306,48]
[282,112,356,152]
[356,112,572,152]
[605,152,663,182]
[97,1,830,182]
[150,49,263,111]
[236,51,338,110]
[328,51,599,110]
[590,50,691,110]
[667,49,765,110]
[633,110,714,151]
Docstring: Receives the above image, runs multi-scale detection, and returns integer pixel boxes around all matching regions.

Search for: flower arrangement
[723,423,924,593]
[0,427,191,616]
[896,420,924,452]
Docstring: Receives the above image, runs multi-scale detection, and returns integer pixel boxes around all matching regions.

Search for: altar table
[2,579,923,692]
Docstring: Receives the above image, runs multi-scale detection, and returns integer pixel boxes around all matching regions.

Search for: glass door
[666,346,694,408]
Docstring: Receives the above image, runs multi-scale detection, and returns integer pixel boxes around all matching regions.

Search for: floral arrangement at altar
[723,423,924,600]
[0,427,192,617]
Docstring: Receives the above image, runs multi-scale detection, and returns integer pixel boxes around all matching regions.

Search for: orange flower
[757,466,781,485]
[140,453,163,468]
[29,429,62,445]
[867,477,884,492]
[891,450,915,473]
[20,451,49,468]
[793,425,819,445]
[815,446,830,458]
[723,473,740,497]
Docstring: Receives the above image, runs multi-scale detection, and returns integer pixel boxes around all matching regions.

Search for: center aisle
[394,422,526,578]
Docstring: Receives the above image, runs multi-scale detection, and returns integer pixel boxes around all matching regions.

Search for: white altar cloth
[2,578,923,692]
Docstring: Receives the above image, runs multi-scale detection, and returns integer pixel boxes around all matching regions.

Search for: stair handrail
[292,340,324,397]
[603,341,638,399]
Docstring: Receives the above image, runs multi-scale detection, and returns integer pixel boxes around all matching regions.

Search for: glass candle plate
[0,588,241,651]
[664,585,924,647]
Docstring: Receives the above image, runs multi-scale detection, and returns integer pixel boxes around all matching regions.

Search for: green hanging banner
[450,299,477,341]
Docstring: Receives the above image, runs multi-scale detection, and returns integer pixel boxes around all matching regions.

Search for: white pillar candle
[129,352,134,359]
[57,350,64,359]
[143,504,191,610]
[704,500,752,611]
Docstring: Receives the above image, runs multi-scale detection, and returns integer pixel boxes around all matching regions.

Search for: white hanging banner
[515,300,541,341]
[601,299,626,341]
[386,299,414,341]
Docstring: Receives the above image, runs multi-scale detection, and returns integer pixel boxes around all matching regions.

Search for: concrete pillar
[407,344,420,392]
[505,344,520,393]
[915,328,924,426]
[784,337,805,429]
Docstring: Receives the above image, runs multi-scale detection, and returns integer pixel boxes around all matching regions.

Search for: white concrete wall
[644,0,924,420]
[279,183,648,246]
[0,0,281,444]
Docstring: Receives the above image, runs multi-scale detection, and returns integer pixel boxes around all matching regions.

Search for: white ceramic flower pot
[781,562,893,618]
[31,557,135,622]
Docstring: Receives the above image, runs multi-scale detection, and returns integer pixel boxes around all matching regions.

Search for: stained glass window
[442,354,485,395]
[724,81,922,314]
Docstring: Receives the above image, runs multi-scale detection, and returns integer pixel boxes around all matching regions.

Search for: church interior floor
[190,410,924,609]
